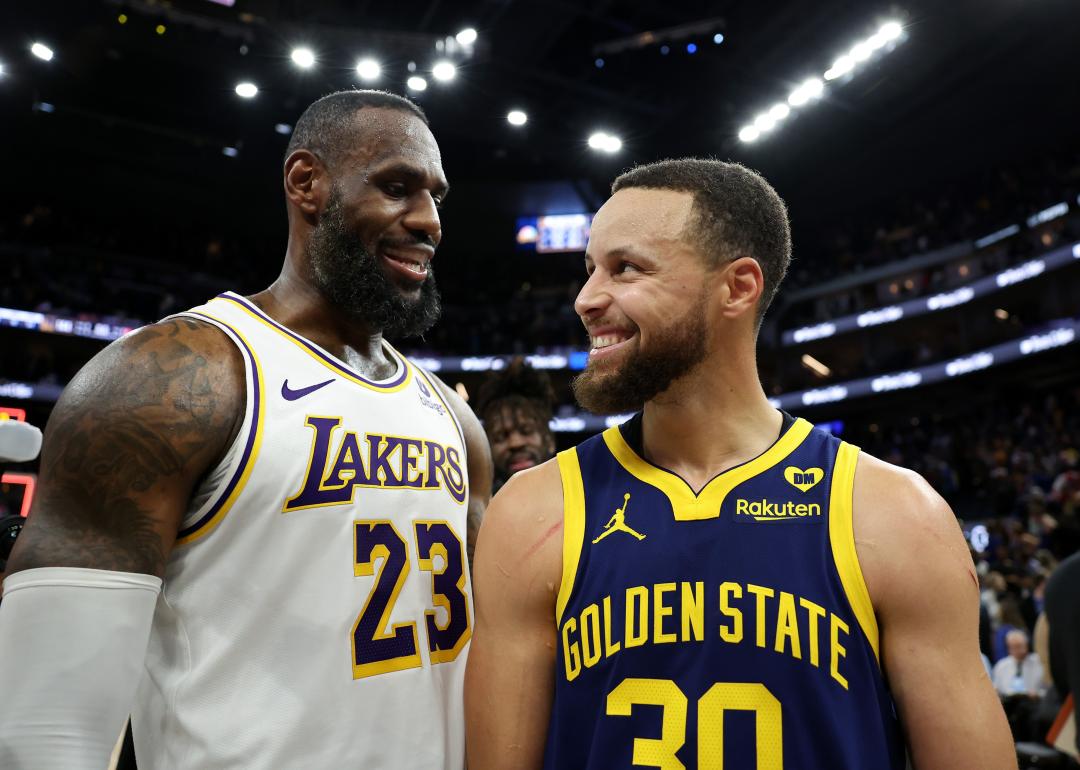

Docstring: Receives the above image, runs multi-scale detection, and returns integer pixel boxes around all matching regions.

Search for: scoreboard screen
[516,213,593,253]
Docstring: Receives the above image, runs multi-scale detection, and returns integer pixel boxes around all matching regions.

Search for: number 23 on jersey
[352,519,471,679]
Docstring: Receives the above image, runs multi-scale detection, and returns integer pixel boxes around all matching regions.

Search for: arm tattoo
[9,318,243,576]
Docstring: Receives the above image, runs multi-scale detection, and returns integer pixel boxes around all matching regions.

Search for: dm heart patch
[784,466,824,492]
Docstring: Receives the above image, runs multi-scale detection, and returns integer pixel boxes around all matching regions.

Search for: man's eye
[384,183,407,197]
[617,262,640,274]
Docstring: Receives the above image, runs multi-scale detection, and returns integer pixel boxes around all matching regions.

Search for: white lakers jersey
[132,292,472,769]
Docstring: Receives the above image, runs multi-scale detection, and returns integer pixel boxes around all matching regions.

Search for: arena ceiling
[3,0,1079,239]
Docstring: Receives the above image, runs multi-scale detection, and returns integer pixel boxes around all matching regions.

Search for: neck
[639,343,781,493]
[248,249,394,374]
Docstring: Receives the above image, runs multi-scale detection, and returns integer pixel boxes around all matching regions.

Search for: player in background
[475,356,557,494]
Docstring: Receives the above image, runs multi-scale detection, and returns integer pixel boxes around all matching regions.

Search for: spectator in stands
[1041,551,1080,756]
[992,629,1047,698]
[474,357,557,494]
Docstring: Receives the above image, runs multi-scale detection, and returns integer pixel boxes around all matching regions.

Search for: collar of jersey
[212,292,413,393]
[601,417,815,520]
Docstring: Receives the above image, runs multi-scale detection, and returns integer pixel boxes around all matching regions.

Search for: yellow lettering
[581,604,602,668]
[746,583,775,648]
[830,614,849,690]
[561,617,581,681]
[654,582,677,644]
[680,582,704,642]
[799,597,825,667]
[603,595,621,657]
[719,582,743,643]
[625,586,649,648]
[774,591,802,660]
[795,503,808,516]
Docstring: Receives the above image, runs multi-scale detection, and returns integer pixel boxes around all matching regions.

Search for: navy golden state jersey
[543,413,905,769]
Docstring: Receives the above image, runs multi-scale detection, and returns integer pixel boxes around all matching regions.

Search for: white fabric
[0,567,162,769]
[991,652,1046,696]
[134,294,471,769]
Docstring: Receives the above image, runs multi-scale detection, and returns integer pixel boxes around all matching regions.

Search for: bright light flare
[235,82,258,98]
[879,21,903,41]
[824,54,854,80]
[30,43,54,62]
[456,28,478,46]
[407,76,428,92]
[588,132,622,153]
[290,47,316,69]
[356,58,381,81]
[738,125,760,142]
[432,61,456,82]
[768,103,790,121]
[753,112,777,132]
[507,109,527,126]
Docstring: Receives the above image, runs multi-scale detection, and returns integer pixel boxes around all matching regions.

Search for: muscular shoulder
[472,458,564,609]
[59,315,246,449]
[852,451,976,614]
[7,317,246,576]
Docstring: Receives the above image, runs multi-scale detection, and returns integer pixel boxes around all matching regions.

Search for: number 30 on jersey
[352,519,471,679]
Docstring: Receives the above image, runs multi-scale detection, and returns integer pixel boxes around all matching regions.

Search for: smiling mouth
[588,331,635,358]
[381,250,430,283]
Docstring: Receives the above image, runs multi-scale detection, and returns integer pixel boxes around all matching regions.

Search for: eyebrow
[585,245,649,263]
[375,162,450,198]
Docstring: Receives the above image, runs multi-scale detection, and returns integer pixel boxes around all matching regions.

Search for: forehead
[589,188,695,250]
[486,403,543,432]
[340,108,444,179]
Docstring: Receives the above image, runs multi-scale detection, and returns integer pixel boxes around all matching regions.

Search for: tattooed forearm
[7,318,244,577]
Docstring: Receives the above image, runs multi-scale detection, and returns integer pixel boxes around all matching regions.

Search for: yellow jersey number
[607,678,782,769]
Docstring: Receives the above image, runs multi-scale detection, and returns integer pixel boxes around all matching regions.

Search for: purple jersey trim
[176,311,262,540]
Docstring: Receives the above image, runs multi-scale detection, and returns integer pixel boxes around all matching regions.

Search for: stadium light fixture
[235,82,258,98]
[507,109,527,126]
[275,123,292,135]
[290,47,316,69]
[432,61,456,82]
[740,19,905,143]
[30,43,54,62]
[356,58,381,82]
[407,75,428,92]
[738,126,760,142]
[455,28,478,46]
[222,146,239,158]
[588,132,622,153]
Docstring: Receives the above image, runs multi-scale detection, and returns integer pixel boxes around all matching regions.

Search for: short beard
[571,299,708,415]
[307,190,441,340]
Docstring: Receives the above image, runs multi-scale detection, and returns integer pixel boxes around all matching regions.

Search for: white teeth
[591,334,624,349]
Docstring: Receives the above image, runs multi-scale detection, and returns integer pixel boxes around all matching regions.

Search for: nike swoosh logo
[281,378,335,401]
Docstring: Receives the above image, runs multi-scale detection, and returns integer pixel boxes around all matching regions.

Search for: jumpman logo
[592,493,646,544]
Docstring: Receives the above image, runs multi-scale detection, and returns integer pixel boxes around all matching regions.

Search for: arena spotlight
[30,43,54,62]
[432,61,456,82]
[407,75,428,92]
[713,33,725,44]
[507,109,527,126]
[824,54,854,81]
[222,146,239,158]
[588,132,621,153]
[456,28,478,46]
[290,47,316,69]
[356,58,381,82]
[235,82,258,98]
[768,103,790,122]
[738,126,760,142]
[274,123,292,135]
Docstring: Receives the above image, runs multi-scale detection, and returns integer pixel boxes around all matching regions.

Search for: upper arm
[465,460,563,770]
[430,375,493,562]
[6,317,245,579]
[854,454,1015,770]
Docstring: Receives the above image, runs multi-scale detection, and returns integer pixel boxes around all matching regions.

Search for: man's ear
[720,257,765,322]
[284,149,324,223]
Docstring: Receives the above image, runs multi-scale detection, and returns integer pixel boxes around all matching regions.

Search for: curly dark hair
[612,158,792,324]
[474,357,557,426]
